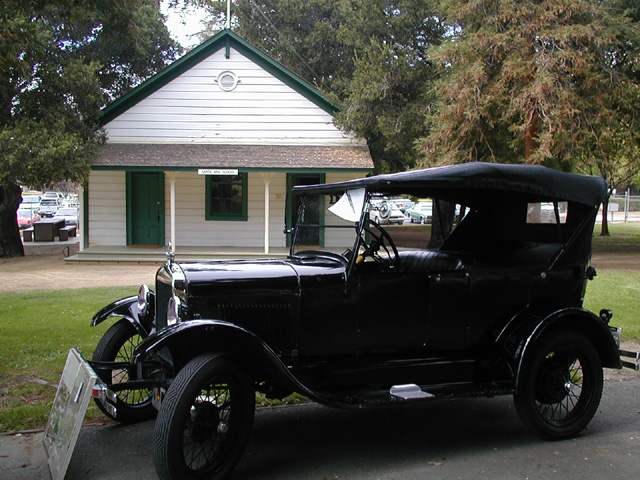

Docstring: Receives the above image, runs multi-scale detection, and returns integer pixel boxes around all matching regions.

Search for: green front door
[127,172,165,246]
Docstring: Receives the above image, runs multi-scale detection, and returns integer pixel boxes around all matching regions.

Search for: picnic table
[33,218,65,242]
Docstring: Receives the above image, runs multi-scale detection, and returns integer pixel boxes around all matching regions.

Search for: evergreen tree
[421,0,640,168]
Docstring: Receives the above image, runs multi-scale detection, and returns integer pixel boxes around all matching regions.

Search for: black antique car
[89,163,635,480]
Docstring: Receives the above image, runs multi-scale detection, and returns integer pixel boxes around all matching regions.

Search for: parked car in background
[39,198,61,218]
[20,195,41,212]
[407,201,433,224]
[53,207,78,226]
[78,162,635,480]
[42,191,65,201]
[370,199,406,225]
[16,209,40,229]
[390,198,414,213]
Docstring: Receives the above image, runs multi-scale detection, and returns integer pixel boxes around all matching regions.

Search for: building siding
[87,171,366,249]
[87,171,126,246]
[104,48,361,146]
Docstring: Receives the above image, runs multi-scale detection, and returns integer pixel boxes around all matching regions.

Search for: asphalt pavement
[1,371,639,480]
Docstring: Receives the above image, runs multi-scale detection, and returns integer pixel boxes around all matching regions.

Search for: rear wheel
[92,319,156,423]
[154,354,255,480]
[514,331,603,440]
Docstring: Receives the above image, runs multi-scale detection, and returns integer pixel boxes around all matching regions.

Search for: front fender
[499,307,621,393]
[91,296,151,337]
[132,320,350,408]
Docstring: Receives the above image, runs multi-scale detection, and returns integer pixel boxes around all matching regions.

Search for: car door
[355,269,430,357]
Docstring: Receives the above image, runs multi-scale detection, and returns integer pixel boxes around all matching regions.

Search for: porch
[65,245,290,264]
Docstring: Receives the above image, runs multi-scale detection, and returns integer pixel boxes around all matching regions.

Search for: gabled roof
[101,29,339,125]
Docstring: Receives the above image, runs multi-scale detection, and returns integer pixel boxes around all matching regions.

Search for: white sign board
[43,349,98,480]
[198,169,239,175]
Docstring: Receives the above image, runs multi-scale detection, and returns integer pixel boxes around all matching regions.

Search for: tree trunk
[0,181,25,258]
[600,196,610,237]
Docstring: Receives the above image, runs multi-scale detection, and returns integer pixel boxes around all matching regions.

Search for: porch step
[65,246,289,264]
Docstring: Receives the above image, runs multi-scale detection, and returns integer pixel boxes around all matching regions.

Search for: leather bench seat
[396,250,466,273]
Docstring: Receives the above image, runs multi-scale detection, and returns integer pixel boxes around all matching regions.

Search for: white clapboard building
[80,29,373,258]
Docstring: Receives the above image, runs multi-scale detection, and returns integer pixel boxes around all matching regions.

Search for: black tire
[154,354,255,480]
[514,331,603,440]
[92,319,156,423]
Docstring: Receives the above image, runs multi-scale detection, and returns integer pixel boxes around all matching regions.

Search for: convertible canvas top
[293,163,607,208]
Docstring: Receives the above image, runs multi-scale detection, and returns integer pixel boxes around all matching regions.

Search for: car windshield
[291,189,462,258]
[291,190,363,256]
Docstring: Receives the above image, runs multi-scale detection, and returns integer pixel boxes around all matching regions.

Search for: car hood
[181,259,300,294]
[180,256,347,295]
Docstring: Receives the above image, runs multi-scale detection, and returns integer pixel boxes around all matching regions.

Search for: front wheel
[514,331,603,440]
[154,354,255,480]
[92,319,156,423]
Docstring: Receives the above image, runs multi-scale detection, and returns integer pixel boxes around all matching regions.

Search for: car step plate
[390,384,435,400]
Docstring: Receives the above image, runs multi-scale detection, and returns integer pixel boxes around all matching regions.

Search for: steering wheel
[357,219,400,271]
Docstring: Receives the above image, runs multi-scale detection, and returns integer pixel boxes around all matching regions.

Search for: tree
[573,128,640,235]
[420,0,640,168]
[0,0,180,258]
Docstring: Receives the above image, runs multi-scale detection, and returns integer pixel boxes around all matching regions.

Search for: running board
[390,384,435,400]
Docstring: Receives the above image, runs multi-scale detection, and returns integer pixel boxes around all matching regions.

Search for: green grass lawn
[583,270,640,341]
[0,286,136,433]
[592,221,640,247]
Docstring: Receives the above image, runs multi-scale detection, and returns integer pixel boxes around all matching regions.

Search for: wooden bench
[59,225,77,241]
[23,228,34,242]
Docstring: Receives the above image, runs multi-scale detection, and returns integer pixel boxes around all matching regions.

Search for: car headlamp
[167,295,182,326]
[137,284,151,318]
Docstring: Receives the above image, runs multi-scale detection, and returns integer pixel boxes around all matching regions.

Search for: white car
[370,200,405,225]
[20,195,41,212]
[39,198,61,217]
[53,207,79,226]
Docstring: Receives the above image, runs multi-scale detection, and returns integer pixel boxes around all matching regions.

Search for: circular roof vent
[215,71,239,92]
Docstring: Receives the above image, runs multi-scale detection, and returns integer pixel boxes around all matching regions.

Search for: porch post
[78,185,84,252]
[166,172,179,250]
[261,173,273,254]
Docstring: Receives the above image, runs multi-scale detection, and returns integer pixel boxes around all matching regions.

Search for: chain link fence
[607,191,640,222]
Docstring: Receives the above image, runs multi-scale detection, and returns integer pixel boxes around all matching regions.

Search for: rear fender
[91,296,151,337]
[132,320,342,406]
[498,307,621,393]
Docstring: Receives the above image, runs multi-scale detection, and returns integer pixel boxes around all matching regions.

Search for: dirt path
[0,255,159,292]
[0,250,638,292]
